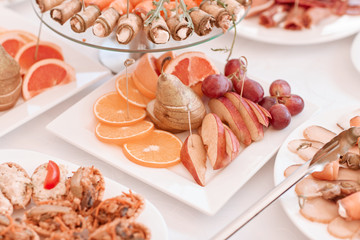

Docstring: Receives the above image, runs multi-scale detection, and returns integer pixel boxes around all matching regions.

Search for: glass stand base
[97,32,154,73]
[98,50,143,73]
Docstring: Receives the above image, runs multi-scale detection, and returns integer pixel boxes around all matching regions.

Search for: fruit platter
[275,106,360,240]
[47,49,318,215]
[0,7,110,137]
[0,149,167,240]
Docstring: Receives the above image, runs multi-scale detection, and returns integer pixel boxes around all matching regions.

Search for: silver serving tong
[213,127,360,240]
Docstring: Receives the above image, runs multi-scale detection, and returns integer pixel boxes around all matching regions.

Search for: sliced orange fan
[95,120,154,144]
[93,92,146,126]
[122,130,182,168]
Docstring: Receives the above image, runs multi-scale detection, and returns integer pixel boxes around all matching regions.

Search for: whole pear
[152,73,206,131]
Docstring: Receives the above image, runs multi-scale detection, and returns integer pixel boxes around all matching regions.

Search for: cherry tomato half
[44,160,60,190]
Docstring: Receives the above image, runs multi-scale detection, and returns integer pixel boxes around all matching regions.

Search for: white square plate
[47,59,319,215]
[0,7,110,137]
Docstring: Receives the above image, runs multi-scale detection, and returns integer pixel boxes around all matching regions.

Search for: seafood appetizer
[35,0,248,45]
[24,204,86,237]
[31,160,68,204]
[0,160,151,239]
[89,218,151,240]
[284,109,360,239]
[247,0,360,30]
[0,162,32,211]
[0,214,40,240]
[67,166,105,215]
[87,191,145,232]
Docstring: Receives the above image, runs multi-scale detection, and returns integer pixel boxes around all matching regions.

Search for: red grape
[201,74,232,98]
[259,96,277,111]
[269,104,291,130]
[269,79,291,97]
[224,59,246,78]
[234,78,264,103]
[278,94,304,116]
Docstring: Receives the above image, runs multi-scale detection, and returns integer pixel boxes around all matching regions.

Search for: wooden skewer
[34,13,44,61]
[124,58,135,119]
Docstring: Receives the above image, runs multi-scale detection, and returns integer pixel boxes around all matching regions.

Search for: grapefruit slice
[164,51,219,86]
[22,58,76,100]
[15,41,64,75]
[0,30,37,43]
[0,32,27,58]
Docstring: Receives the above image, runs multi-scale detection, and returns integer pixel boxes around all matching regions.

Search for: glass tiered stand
[31,0,250,72]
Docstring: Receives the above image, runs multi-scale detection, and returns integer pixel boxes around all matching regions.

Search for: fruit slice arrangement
[93,51,305,186]
[284,109,360,240]
[0,28,76,110]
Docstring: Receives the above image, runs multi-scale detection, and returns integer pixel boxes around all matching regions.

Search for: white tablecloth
[2,1,360,239]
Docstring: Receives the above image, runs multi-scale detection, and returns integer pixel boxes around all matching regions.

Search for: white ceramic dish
[274,104,360,240]
[237,15,360,45]
[0,7,110,138]
[46,58,318,215]
[0,149,168,240]
[351,32,360,73]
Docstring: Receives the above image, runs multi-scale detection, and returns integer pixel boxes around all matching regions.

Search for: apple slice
[243,98,269,127]
[225,92,264,142]
[223,124,243,161]
[258,104,272,118]
[201,113,228,170]
[303,125,336,144]
[208,97,252,146]
[180,134,207,186]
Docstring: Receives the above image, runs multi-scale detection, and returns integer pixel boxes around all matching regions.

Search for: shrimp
[109,0,133,15]
[84,0,114,11]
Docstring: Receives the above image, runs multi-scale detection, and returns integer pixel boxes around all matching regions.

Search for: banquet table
[2,1,360,239]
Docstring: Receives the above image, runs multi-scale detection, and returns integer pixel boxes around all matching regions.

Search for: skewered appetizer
[35,0,248,45]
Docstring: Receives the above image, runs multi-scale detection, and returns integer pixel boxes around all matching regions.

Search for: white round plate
[237,15,360,45]
[0,149,168,240]
[351,32,360,73]
[274,104,360,240]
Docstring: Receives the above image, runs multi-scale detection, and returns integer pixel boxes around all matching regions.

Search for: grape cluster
[259,80,304,129]
[201,58,304,130]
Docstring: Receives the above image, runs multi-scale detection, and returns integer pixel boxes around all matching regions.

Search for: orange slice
[22,58,76,100]
[15,41,64,74]
[122,130,182,168]
[132,73,156,99]
[164,51,218,86]
[94,92,146,126]
[115,74,151,108]
[155,51,176,73]
[95,120,154,144]
[133,53,159,94]
[0,32,27,58]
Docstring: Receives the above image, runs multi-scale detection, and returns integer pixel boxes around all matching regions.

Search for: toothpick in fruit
[124,58,135,118]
